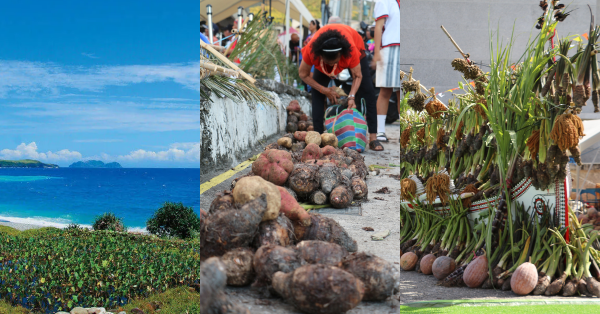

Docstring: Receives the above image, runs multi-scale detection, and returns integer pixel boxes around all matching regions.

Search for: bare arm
[347,63,362,109]
[299,60,338,103]
[372,18,385,63]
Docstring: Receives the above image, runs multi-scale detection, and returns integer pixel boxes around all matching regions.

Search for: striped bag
[325,108,368,152]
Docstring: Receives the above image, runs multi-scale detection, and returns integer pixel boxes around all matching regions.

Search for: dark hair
[311,19,321,31]
[311,29,352,62]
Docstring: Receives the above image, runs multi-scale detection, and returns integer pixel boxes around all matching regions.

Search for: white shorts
[375,45,401,90]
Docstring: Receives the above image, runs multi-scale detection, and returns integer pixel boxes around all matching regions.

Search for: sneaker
[376,132,389,142]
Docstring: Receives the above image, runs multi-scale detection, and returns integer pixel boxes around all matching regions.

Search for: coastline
[0,221,43,231]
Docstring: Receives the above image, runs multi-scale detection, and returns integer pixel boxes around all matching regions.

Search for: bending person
[298,24,383,151]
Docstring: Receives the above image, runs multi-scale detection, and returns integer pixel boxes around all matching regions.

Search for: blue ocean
[0,168,199,231]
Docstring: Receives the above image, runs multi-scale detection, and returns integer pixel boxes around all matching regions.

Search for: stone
[70,308,88,314]
[118,312,127,314]
[88,308,106,314]
[56,312,70,314]
[130,309,146,314]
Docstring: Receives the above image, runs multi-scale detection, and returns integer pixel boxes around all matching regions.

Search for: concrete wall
[200,79,311,174]
[401,0,600,117]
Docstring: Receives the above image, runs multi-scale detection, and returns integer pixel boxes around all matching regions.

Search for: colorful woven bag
[325,106,368,152]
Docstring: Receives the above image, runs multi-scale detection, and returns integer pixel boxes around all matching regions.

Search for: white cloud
[116,142,200,162]
[0,142,82,162]
[0,142,200,164]
[0,60,200,97]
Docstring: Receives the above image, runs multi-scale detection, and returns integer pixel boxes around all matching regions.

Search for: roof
[200,0,314,28]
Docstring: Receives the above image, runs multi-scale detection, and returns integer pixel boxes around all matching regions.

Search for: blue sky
[0,1,200,168]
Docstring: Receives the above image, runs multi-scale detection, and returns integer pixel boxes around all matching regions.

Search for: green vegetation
[0,228,200,313]
[0,159,58,168]
[400,304,600,314]
[119,286,199,314]
[92,212,126,232]
[146,202,201,240]
[0,225,21,236]
[69,160,122,168]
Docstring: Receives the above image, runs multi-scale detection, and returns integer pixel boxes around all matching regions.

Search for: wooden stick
[207,44,225,52]
[200,61,239,77]
[441,25,470,61]
[201,41,256,83]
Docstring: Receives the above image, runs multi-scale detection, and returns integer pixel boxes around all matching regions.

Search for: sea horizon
[0,168,200,229]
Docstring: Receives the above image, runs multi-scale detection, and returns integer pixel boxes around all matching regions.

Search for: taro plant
[146,202,201,239]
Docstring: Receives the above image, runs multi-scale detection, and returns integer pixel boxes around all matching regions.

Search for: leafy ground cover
[400,303,600,314]
[0,226,199,313]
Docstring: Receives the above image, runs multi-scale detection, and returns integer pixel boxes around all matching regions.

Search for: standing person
[299,24,384,151]
[372,0,401,143]
[222,24,233,48]
[303,20,321,46]
[289,33,301,64]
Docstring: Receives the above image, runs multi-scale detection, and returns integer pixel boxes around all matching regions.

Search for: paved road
[201,123,401,314]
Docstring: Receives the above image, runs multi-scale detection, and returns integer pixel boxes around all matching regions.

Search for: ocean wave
[0,215,148,233]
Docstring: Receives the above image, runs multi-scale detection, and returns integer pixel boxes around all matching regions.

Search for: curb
[402,298,600,308]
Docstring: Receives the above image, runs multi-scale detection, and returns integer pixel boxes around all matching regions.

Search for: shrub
[147,202,201,239]
[92,212,126,232]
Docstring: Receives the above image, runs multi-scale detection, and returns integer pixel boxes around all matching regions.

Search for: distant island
[69,160,122,168]
[0,159,59,168]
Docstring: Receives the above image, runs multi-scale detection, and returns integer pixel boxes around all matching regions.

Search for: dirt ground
[201,123,401,314]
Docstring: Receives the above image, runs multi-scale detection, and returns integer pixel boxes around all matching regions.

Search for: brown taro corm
[288,164,320,198]
[351,176,368,199]
[293,213,358,252]
[330,185,354,208]
[340,252,398,301]
[296,240,347,266]
[201,194,268,260]
[272,264,364,314]
[252,213,295,248]
[208,190,235,214]
[252,244,302,286]
[317,164,341,194]
[200,257,227,309]
[309,190,328,205]
[277,186,311,226]
[221,247,256,287]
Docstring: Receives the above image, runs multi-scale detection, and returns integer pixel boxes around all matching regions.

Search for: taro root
[299,113,308,121]
[586,277,600,297]
[292,213,358,252]
[400,252,418,271]
[545,273,567,296]
[287,100,301,113]
[286,122,298,133]
[233,176,281,221]
[298,121,308,131]
[463,254,488,288]
[272,265,364,314]
[562,279,578,296]
[317,164,341,194]
[578,278,589,296]
[340,252,397,301]
[277,186,311,226]
[305,131,322,146]
[533,274,551,295]
[200,257,227,309]
[420,254,436,275]
[253,244,301,285]
[330,185,354,208]
[309,190,328,205]
[202,194,268,259]
[277,137,293,149]
[288,114,299,124]
[296,240,347,265]
[511,262,538,295]
[320,133,338,147]
[294,131,307,142]
[322,145,336,156]
[432,256,456,280]
[351,176,368,199]
[221,248,256,286]
[252,213,294,248]
[301,143,323,162]
[288,164,320,198]
[252,149,294,186]
[209,190,235,214]
[307,125,314,131]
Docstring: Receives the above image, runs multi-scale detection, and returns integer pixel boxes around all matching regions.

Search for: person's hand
[321,86,339,104]
[347,98,356,110]
[370,52,381,69]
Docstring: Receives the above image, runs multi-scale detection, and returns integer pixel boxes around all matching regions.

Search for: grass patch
[0,299,29,314]
[0,229,199,313]
[119,286,200,314]
[0,225,20,236]
[400,304,600,313]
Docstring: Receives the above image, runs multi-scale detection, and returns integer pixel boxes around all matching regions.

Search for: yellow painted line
[200,155,258,194]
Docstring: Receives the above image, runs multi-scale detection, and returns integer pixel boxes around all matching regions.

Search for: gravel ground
[201,122,401,314]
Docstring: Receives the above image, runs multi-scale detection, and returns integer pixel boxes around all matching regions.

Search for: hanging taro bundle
[425,173,450,205]
[417,128,426,144]
[401,125,412,148]
[526,130,540,159]
[436,128,448,151]
[408,92,427,112]
[425,90,447,119]
[401,178,417,201]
